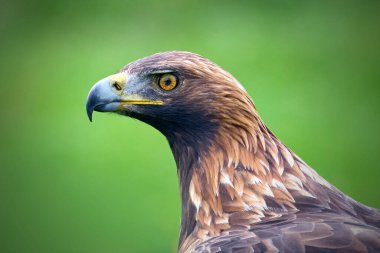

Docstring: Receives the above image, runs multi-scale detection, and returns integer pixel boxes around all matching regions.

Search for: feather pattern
[93,52,380,252]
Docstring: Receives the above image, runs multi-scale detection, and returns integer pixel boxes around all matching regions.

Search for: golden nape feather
[86,51,380,253]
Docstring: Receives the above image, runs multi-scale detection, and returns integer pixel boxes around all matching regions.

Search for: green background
[1,1,379,252]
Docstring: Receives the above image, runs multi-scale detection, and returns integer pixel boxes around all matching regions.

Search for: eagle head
[86,52,257,145]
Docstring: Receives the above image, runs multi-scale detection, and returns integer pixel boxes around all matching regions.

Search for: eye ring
[158,74,178,91]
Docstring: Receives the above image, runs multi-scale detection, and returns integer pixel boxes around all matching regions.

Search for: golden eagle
[86,52,380,253]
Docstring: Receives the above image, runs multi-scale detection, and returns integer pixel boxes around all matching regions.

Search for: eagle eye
[158,74,178,91]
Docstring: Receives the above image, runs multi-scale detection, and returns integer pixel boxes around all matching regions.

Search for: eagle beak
[86,75,123,122]
[86,73,164,122]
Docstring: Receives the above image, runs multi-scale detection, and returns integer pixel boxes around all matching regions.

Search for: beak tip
[86,100,94,122]
[86,106,94,122]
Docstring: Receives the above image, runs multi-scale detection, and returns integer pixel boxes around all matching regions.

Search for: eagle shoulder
[192,212,380,253]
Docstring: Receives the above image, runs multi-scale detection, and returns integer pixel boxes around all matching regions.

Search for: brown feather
[105,52,380,252]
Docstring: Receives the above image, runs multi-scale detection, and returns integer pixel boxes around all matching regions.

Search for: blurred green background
[0,0,379,252]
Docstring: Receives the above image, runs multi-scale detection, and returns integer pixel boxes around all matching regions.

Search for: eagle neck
[169,119,337,251]
[168,136,205,250]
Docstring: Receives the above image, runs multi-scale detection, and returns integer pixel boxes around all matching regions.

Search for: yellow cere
[109,73,126,85]
[108,73,126,92]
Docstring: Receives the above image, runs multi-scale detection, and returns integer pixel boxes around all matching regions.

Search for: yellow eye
[158,74,178,91]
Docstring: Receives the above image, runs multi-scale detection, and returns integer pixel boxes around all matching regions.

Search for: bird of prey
[86,52,380,253]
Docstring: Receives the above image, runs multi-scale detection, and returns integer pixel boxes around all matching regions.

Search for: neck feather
[168,112,337,251]
[161,88,341,251]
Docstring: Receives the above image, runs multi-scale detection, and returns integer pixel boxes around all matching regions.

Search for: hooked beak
[86,73,163,122]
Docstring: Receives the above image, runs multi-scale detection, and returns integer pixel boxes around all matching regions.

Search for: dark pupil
[164,78,172,86]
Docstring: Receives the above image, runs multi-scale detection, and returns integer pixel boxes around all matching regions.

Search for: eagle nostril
[112,82,122,91]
